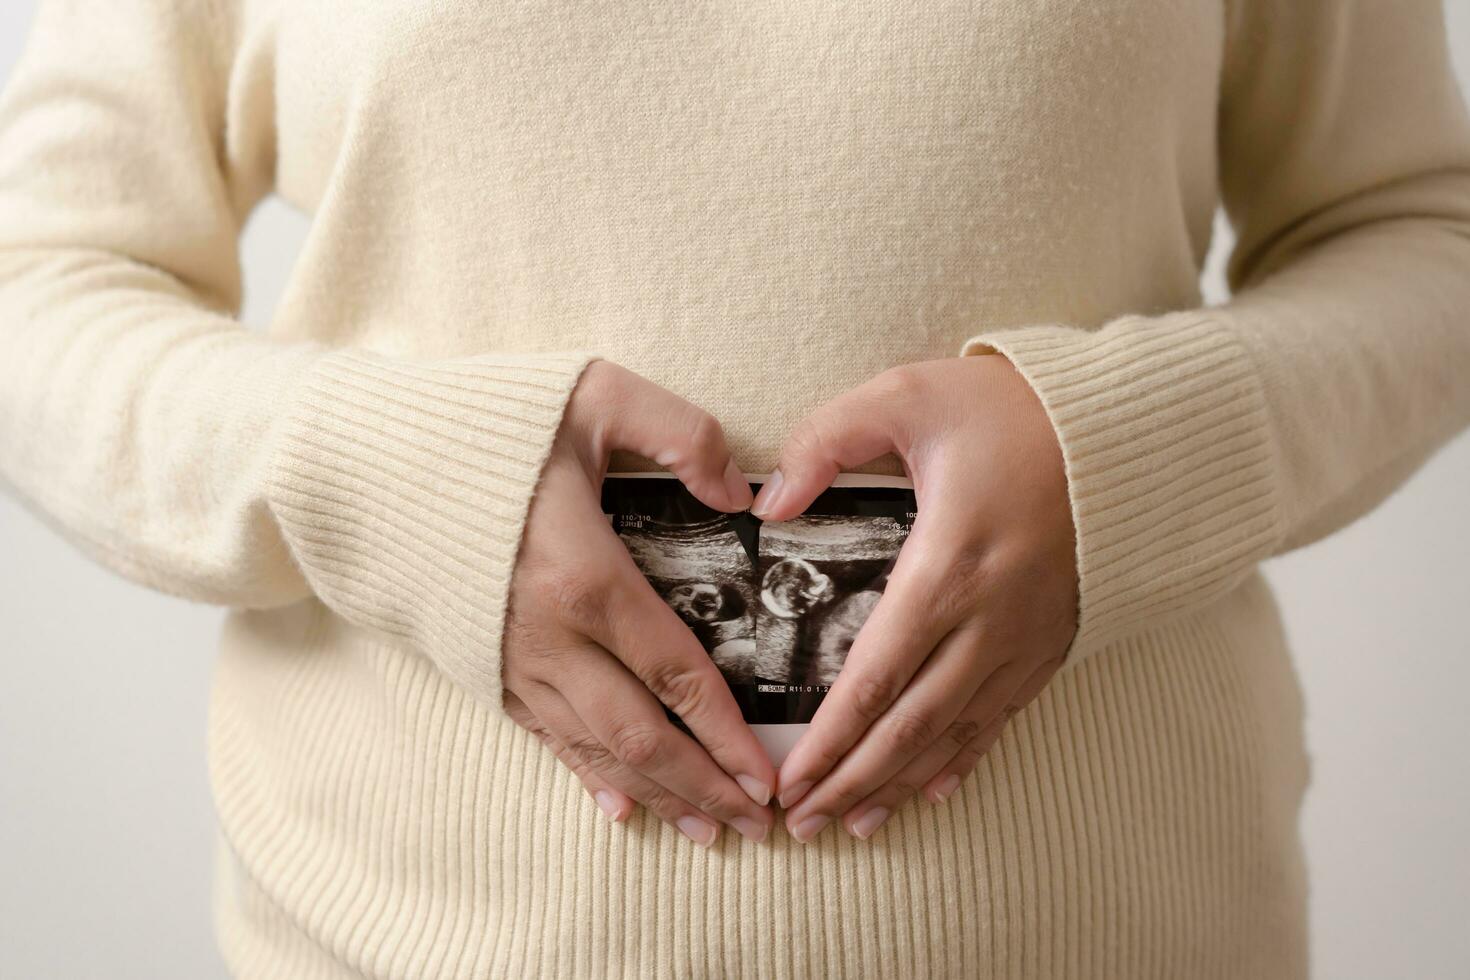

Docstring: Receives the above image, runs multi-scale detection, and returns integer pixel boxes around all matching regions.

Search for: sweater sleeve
[957,0,1470,663]
[0,0,597,710]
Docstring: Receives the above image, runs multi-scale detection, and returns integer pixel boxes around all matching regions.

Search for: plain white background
[1,3,1467,977]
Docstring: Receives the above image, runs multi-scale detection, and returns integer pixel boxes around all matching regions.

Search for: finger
[773,518,969,810]
[518,677,755,846]
[836,657,1060,841]
[750,369,914,522]
[598,367,752,512]
[558,530,777,807]
[504,691,633,822]
[553,645,775,842]
[783,632,1030,842]
[521,683,719,842]
[920,656,1064,803]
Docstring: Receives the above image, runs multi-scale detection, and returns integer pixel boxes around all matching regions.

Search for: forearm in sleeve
[0,0,599,714]
[957,0,1470,662]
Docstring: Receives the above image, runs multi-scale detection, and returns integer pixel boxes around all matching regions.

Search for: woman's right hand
[500,361,776,845]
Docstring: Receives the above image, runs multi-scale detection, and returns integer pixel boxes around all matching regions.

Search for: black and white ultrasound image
[603,474,915,725]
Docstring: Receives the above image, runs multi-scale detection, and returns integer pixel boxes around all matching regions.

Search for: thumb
[751,372,909,522]
[600,367,753,513]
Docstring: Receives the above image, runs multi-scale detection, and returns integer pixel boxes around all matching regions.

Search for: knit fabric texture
[3,1,1469,976]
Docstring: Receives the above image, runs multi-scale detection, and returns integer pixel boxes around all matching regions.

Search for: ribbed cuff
[960,313,1284,663]
[266,347,600,711]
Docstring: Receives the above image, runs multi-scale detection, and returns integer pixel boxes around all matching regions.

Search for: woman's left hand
[753,354,1079,842]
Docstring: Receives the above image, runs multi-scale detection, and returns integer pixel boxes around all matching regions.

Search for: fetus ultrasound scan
[602,472,915,761]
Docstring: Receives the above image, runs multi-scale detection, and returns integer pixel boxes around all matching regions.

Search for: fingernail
[676,815,719,847]
[776,779,812,809]
[849,807,890,840]
[930,774,961,803]
[750,469,784,520]
[594,790,625,821]
[790,813,831,843]
[722,459,754,510]
[729,815,769,843]
[736,774,772,806]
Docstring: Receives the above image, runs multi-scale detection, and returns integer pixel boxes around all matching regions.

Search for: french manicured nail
[729,816,769,843]
[790,814,831,843]
[736,774,772,806]
[677,815,719,847]
[594,790,625,821]
[750,469,784,519]
[849,807,890,840]
[723,459,754,510]
[930,774,961,803]
[777,778,812,809]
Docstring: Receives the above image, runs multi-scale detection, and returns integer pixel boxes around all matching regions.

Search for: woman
[2,0,1467,976]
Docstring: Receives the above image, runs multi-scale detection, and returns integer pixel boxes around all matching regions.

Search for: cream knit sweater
[3,0,1469,976]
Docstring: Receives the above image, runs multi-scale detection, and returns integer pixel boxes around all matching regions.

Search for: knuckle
[538,639,593,670]
[925,538,991,595]
[903,542,992,622]
[781,410,840,468]
[884,710,939,753]
[944,716,984,751]
[684,411,727,461]
[514,712,551,741]
[561,728,602,758]
[500,648,548,690]
[631,781,680,820]
[847,672,901,724]
[874,364,925,404]
[509,637,586,686]
[947,543,997,597]
[548,573,611,633]
[502,611,539,656]
[642,660,710,717]
[563,729,612,768]
[870,367,929,414]
[607,722,666,770]
[688,783,735,818]
[992,535,1047,585]
[811,743,846,775]
[554,744,593,779]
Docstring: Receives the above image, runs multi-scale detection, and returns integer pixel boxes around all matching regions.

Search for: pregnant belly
[209,576,1308,979]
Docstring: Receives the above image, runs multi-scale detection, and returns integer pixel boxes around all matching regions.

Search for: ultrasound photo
[603,473,915,728]
[615,513,758,682]
[755,515,908,687]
